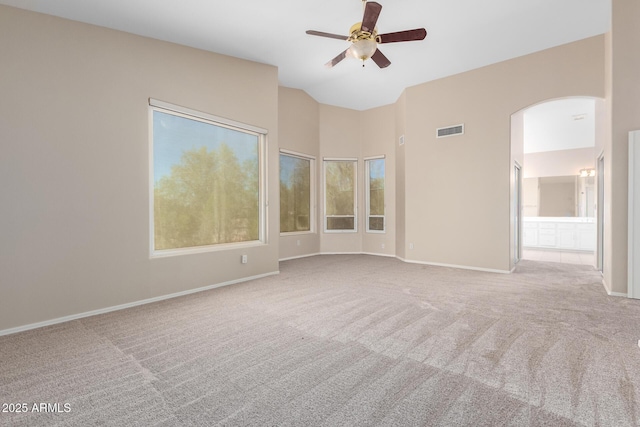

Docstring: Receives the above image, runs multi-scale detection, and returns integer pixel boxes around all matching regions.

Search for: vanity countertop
[523,217,595,223]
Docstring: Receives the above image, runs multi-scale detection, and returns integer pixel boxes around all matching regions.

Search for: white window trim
[323,158,358,233]
[148,99,268,258]
[279,149,316,236]
[365,156,386,234]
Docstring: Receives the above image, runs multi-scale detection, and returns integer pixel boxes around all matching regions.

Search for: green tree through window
[366,158,385,232]
[280,153,312,233]
[324,160,357,231]
[152,109,261,252]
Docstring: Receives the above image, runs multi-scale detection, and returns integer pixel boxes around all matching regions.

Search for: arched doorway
[510,97,605,270]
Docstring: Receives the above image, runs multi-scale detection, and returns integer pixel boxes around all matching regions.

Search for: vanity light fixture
[580,168,596,177]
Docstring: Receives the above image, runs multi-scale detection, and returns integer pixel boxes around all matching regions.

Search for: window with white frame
[324,158,357,232]
[280,150,314,233]
[150,99,266,256]
[365,157,385,232]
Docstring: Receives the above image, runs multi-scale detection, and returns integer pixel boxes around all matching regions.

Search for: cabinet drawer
[539,223,556,229]
[539,229,555,235]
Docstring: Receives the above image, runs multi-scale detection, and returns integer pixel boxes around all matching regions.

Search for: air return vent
[436,124,464,138]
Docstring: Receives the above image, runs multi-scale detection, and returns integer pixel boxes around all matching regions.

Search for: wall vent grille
[436,124,464,138]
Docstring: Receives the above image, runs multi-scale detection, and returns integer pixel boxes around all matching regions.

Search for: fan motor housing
[349,22,378,42]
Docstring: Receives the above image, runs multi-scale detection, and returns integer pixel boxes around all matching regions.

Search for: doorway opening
[511,97,604,267]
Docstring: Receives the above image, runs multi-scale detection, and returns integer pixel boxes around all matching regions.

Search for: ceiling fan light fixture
[306,1,426,69]
[349,39,377,61]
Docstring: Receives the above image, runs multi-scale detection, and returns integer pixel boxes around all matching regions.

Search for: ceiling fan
[306,0,427,68]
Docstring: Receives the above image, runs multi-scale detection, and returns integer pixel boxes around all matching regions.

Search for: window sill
[150,240,266,259]
[280,230,316,237]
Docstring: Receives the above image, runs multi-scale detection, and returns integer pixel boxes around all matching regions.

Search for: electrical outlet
[381,243,385,249]
[409,243,414,250]
[241,254,248,264]
[297,239,301,246]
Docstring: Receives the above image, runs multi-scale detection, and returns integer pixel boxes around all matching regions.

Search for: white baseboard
[399,257,512,274]
[320,251,363,256]
[361,252,396,258]
[320,251,396,258]
[279,252,321,262]
[0,271,280,337]
[601,278,628,297]
[607,290,628,297]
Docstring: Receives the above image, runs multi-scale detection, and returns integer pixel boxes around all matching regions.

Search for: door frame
[513,161,522,265]
[596,151,605,273]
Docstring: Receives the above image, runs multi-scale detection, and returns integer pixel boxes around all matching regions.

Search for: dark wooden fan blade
[325,48,350,68]
[371,49,391,68]
[306,30,349,41]
[378,28,427,43]
[361,2,382,33]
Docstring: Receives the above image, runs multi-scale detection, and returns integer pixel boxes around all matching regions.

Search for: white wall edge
[629,130,640,300]
[0,271,280,337]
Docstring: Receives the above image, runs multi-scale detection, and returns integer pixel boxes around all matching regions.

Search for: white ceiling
[0,0,611,111]
[523,98,596,154]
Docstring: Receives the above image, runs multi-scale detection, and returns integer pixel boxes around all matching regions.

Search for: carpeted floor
[1,255,639,426]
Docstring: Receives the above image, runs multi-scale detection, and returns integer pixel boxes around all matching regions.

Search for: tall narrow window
[324,159,357,232]
[150,99,266,256]
[280,150,314,233]
[366,157,385,232]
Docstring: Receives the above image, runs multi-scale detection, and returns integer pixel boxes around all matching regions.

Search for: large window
[366,157,385,232]
[280,150,314,233]
[324,159,357,232]
[150,99,266,256]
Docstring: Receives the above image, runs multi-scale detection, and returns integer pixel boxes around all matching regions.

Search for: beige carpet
[1,255,639,426]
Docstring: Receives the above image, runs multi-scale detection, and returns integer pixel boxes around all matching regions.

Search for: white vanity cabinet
[523,217,595,251]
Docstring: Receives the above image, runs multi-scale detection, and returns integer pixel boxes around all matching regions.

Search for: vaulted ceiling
[0,0,611,110]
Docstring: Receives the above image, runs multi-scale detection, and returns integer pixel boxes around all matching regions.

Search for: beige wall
[0,6,279,332]
[524,147,596,178]
[605,0,640,294]
[360,105,396,256]
[510,109,525,269]
[278,87,321,260]
[403,36,604,272]
[318,105,363,253]
[395,92,408,260]
[279,94,397,259]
